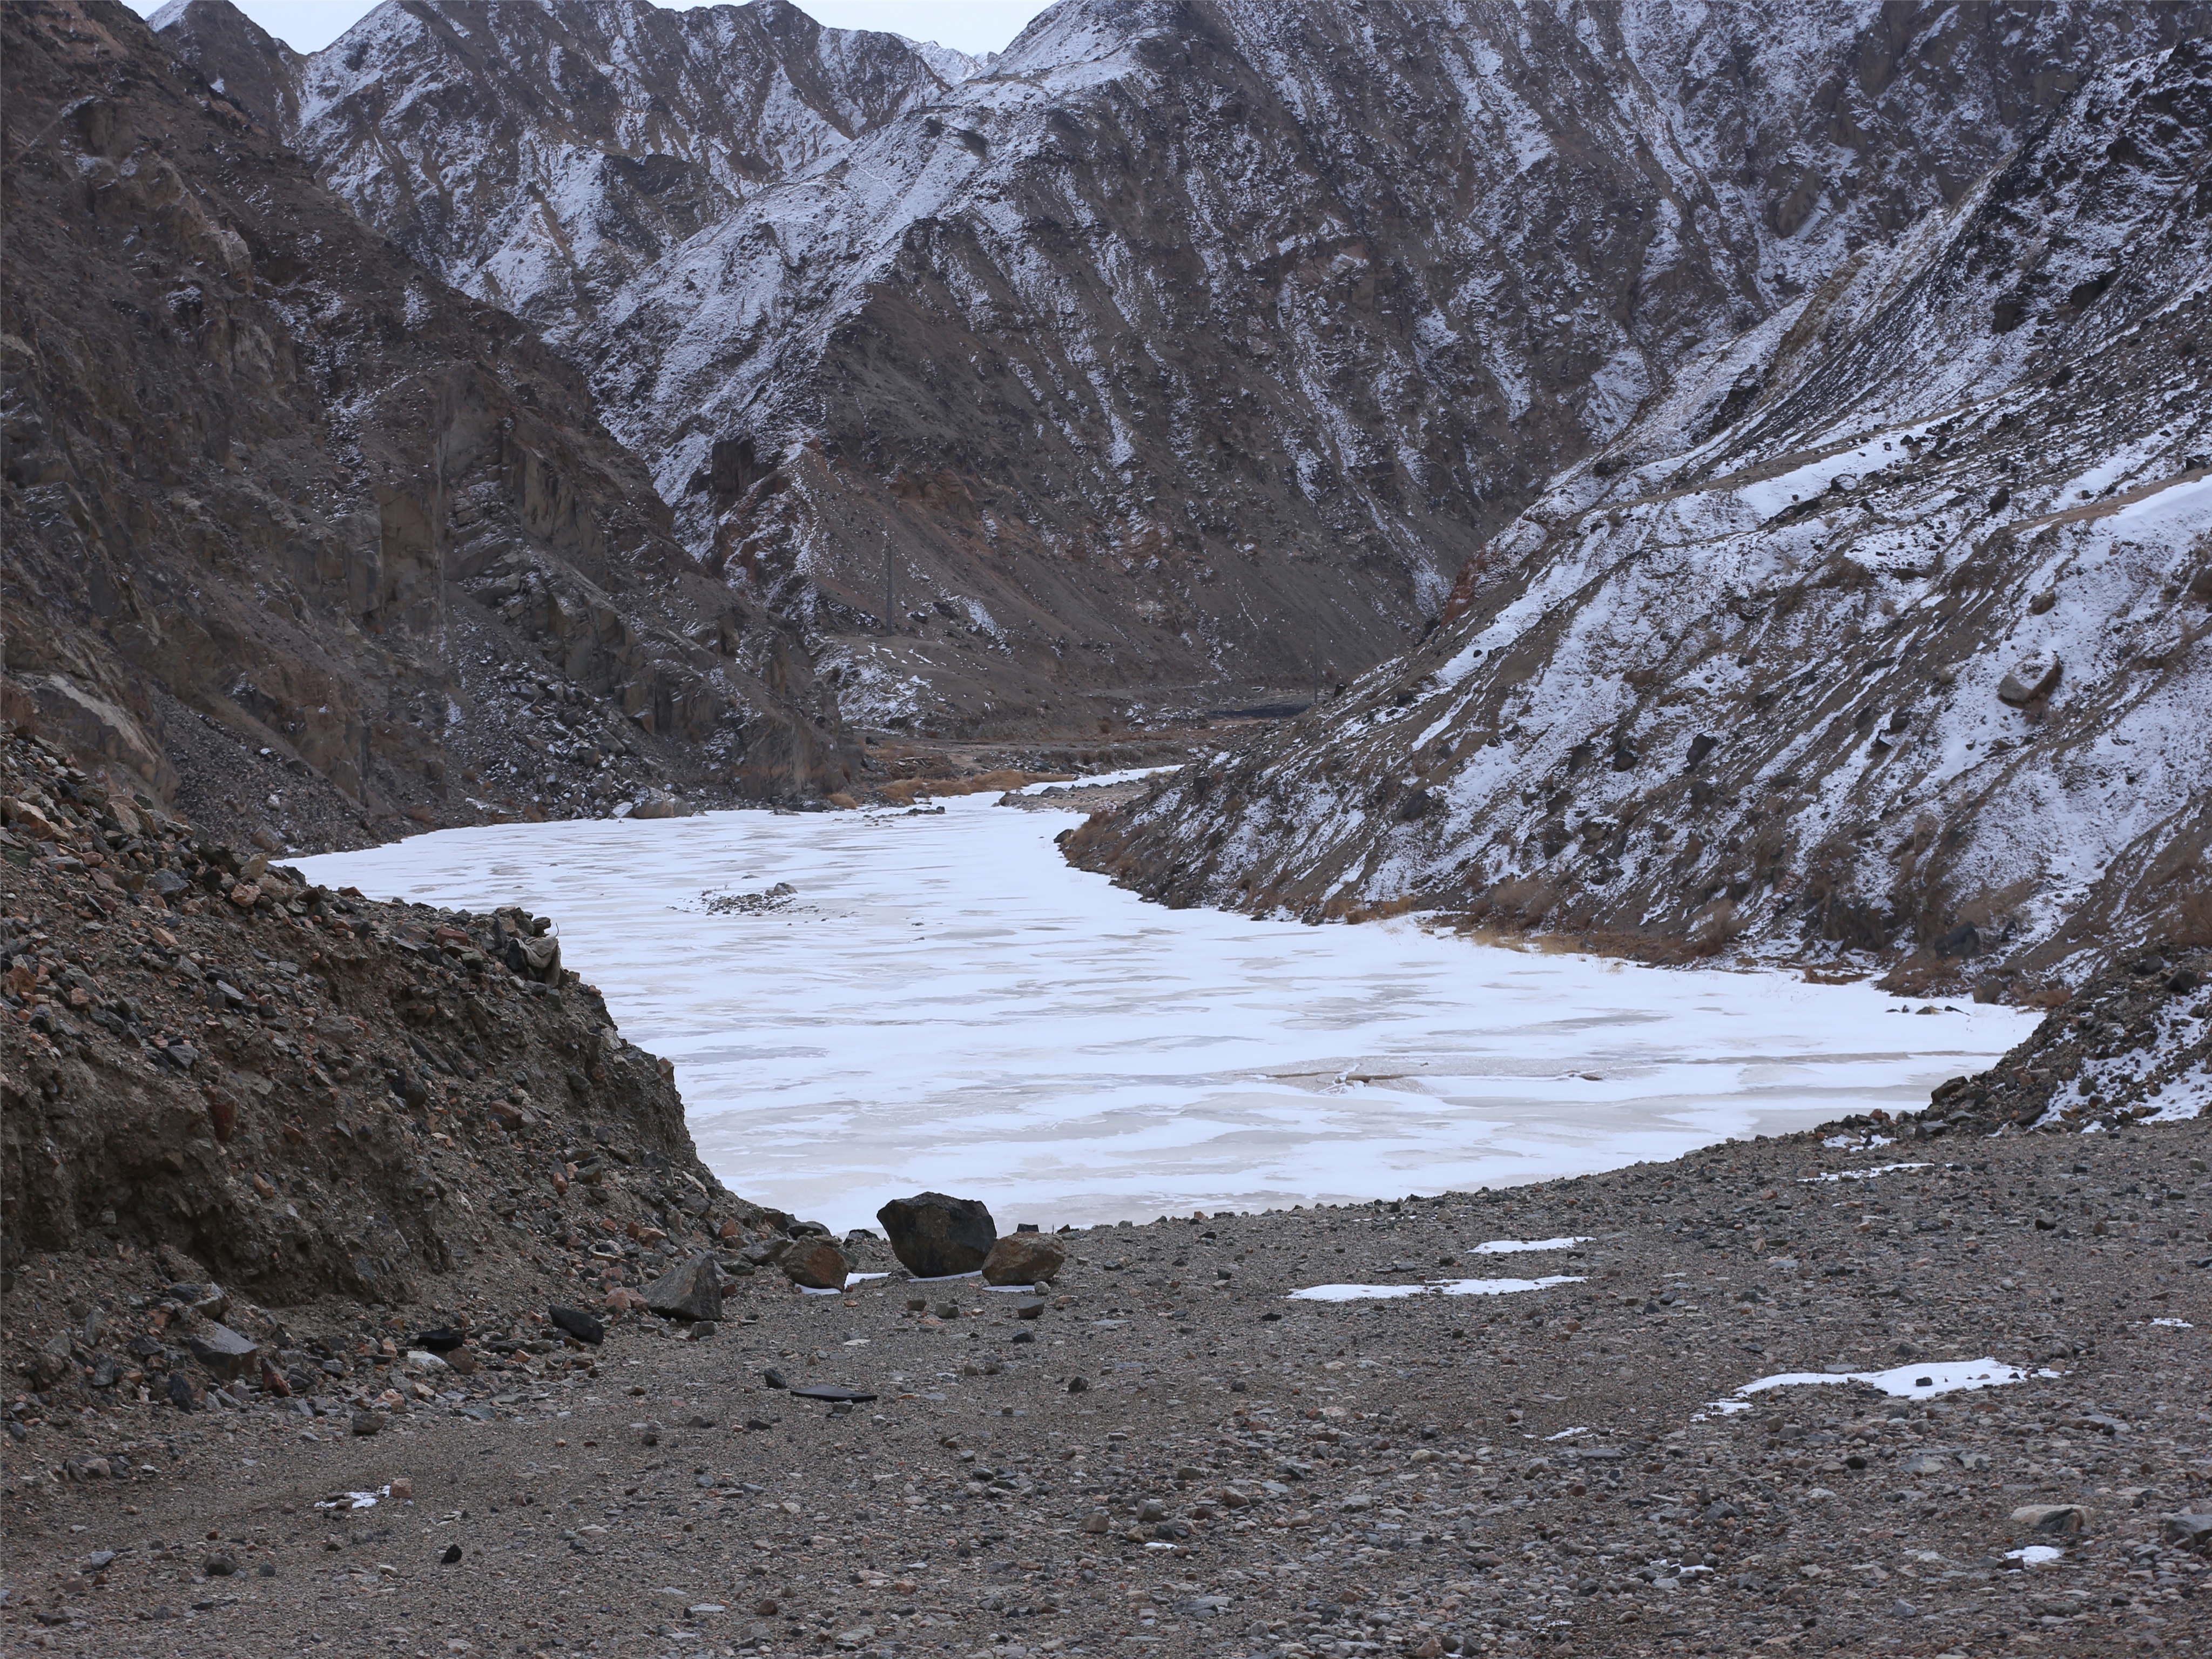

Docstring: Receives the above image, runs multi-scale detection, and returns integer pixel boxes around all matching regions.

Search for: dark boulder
[876,1191,997,1278]
[547,1305,606,1345]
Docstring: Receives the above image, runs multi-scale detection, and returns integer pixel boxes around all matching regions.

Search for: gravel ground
[6,1109,2208,1659]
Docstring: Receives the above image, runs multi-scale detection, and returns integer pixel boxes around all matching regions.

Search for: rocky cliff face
[167,0,2198,737]
[3,0,858,848]
[1071,39,2212,997]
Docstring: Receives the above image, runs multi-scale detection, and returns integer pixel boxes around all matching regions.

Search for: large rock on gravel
[779,1238,850,1291]
[184,1323,259,1381]
[876,1192,996,1278]
[644,1253,725,1321]
[2012,1503,2089,1535]
[982,1232,1066,1286]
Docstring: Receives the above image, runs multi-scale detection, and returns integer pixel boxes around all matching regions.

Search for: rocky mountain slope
[165,0,2202,738]
[1073,37,2212,999]
[2,0,859,853]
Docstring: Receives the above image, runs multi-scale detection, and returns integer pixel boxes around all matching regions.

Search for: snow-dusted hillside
[156,0,962,341]
[163,0,2200,735]
[1075,40,2212,997]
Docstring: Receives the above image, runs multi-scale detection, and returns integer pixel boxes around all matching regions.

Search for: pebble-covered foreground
[5,1107,2208,1659]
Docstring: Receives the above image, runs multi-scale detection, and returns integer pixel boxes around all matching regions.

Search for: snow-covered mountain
[163,0,2200,734]
[156,0,963,341]
[1073,38,2212,993]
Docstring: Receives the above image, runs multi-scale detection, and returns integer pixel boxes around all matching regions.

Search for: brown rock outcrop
[0,721,774,1309]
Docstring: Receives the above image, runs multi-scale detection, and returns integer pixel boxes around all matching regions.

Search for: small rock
[548,1306,606,1346]
[1996,653,2062,706]
[202,1554,237,1576]
[166,1372,198,1412]
[876,1191,997,1278]
[389,1477,413,1500]
[414,1328,467,1355]
[788,1385,877,1404]
[2011,1504,2088,1536]
[1067,1376,1089,1393]
[981,1232,1066,1286]
[779,1237,850,1291]
[440,1544,463,1565]
[763,1367,788,1389]
[1014,1298,1047,1321]
[351,1411,388,1438]
[643,1254,724,1323]
[2160,1513,2211,1554]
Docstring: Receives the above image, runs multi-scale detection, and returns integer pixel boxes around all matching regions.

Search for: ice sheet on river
[299,793,2032,1231]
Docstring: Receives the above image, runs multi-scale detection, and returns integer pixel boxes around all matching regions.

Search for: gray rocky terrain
[6,1040,2208,1656]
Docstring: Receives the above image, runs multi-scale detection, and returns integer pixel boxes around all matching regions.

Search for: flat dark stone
[547,1305,605,1345]
[788,1385,877,1404]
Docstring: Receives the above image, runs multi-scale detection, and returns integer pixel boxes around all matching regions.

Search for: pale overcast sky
[128,0,1055,57]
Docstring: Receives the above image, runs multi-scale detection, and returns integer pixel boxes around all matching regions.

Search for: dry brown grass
[874,769,1073,805]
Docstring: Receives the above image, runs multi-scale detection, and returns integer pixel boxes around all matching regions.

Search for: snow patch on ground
[1287,1274,1583,1302]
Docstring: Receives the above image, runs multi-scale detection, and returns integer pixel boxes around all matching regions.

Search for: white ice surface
[298,793,2033,1233]
[2007,1546,2066,1567]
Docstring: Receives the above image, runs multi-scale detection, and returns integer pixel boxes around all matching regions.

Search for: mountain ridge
[163,0,2203,736]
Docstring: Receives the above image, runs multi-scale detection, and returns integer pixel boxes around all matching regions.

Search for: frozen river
[297,788,2034,1232]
